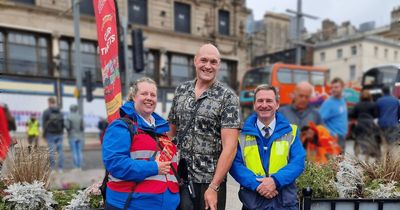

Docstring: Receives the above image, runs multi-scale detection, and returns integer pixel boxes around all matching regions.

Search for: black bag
[46,110,64,133]
[99,117,136,208]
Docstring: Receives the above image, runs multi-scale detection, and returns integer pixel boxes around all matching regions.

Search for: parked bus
[239,63,330,117]
[362,64,400,100]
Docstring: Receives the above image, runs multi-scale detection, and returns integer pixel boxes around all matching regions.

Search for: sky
[246,0,399,33]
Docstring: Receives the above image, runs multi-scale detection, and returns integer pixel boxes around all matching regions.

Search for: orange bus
[240,63,330,117]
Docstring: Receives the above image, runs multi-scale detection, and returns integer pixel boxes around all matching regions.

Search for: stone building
[246,11,294,65]
[0,0,250,130]
[313,34,400,83]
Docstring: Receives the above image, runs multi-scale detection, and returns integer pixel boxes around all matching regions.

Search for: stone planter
[301,188,400,210]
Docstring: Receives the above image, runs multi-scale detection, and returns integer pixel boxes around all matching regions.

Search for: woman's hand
[155,155,171,175]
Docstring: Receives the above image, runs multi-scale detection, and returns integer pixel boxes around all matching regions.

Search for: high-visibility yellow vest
[239,124,297,176]
[27,120,40,136]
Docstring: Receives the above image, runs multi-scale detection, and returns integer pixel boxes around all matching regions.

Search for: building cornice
[315,34,400,50]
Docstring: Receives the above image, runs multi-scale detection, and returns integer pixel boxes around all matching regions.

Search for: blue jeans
[69,138,83,168]
[46,134,64,170]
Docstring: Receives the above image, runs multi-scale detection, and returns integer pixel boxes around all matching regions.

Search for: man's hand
[256,177,278,199]
[204,187,218,210]
[155,155,171,175]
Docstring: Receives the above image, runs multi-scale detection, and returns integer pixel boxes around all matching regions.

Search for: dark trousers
[179,182,227,210]
[105,203,122,210]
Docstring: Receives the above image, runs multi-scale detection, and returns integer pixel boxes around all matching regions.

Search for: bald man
[168,44,241,210]
[279,81,322,129]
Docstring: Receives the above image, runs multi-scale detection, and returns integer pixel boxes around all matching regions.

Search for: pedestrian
[279,81,322,129]
[0,104,11,166]
[102,77,179,210]
[3,104,17,146]
[376,86,400,144]
[319,77,348,152]
[352,89,382,160]
[42,97,64,172]
[65,104,84,170]
[98,117,108,139]
[230,84,306,210]
[168,43,241,210]
[26,113,40,150]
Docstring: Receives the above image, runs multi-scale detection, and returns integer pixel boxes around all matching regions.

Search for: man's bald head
[295,81,313,94]
[293,81,313,111]
[196,43,221,59]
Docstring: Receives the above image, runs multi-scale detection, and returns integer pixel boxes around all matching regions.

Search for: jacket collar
[119,101,169,135]
[242,112,292,139]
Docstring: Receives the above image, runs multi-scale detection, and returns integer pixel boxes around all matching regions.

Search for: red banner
[93,0,122,123]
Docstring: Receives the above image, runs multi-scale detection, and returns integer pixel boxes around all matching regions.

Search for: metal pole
[122,17,130,99]
[296,0,302,65]
[73,0,83,116]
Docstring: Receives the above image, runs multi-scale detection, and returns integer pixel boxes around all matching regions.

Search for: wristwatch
[208,183,220,192]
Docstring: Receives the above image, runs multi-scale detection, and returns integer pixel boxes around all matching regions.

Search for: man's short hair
[48,97,56,105]
[253,84,280,102]
[331,77,344,86]
[382,86,390,95]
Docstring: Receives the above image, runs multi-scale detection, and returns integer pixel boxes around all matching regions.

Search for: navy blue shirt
[376,95,400,128]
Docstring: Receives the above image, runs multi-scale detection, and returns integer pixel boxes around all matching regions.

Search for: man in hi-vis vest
[230,85,306,210]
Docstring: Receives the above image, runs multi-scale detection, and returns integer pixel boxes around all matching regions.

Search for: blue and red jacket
[102,101,179,209]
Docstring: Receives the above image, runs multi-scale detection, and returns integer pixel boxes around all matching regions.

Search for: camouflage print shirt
[168,80,241,183]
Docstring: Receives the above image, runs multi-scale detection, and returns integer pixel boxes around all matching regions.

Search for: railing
[301,188,400,210]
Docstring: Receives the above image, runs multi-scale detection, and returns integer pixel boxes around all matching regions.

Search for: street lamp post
[53,55,62,108]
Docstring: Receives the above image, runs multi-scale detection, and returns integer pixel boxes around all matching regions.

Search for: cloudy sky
[246,0,399,33]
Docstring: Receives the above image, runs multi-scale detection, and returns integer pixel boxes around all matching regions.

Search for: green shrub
[296,161,339,198]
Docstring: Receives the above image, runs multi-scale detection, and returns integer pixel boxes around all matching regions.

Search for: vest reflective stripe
[239,124,297,176]
[145,174,178,183]
[27,121,39,136]
[110,174,178,183]
[130,150,179,163]
[131,150,155,159]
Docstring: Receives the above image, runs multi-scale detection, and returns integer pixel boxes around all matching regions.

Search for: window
[218,10,230,35]
[384,49,388,58]
[59,40,71,78]
[336,49,342,59]
[37,37,49,76]
[1,31,50,76]
[277,68,292,84]
[311,71,325,86]
[293,70,309,83]
[77,41,101,81]
[351,45,357,55]
[350,65,356,81]
[0,32,4,72]
[218,60,236,89]
[128,0,147,25]
[320,52,325,62]
[61,39,101,81]
[374,46,378,57]
[170,54,192,86]
[11,0,35,5]
[174,2,191,33]
[80,0,95,16]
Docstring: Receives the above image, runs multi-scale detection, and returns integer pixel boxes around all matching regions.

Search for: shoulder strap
[176,98,205,146]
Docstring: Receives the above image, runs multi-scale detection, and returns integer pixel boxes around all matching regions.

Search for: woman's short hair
[127,77,157,101]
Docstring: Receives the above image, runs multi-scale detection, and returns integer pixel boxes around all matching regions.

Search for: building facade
[0,0,250,131]
[314,35,400,83]
[246,11,294,66]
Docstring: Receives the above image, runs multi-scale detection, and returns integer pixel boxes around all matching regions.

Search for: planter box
[301,188,400,210]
